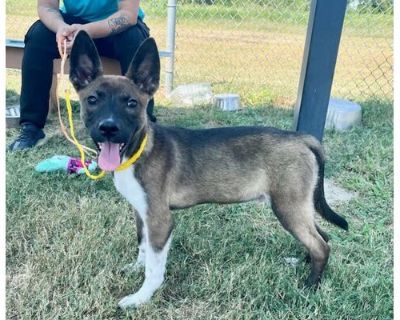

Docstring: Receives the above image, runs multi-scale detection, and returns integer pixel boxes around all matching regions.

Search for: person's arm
[37,0,65,32]
[37,0,74,55]
[74,0,140,39]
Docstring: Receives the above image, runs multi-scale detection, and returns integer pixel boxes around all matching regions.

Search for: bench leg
[49,73,58,113]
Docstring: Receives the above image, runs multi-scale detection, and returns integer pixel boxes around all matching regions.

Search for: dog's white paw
[118,293,149,309]
[120,261,144,275]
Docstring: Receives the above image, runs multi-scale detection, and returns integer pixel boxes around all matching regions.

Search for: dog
[69,31,348,309]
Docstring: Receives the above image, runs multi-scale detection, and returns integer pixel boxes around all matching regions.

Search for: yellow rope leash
[60,41,148,180]
[57,42,98,158]
[65,88,106,180]
[115,134,148,172]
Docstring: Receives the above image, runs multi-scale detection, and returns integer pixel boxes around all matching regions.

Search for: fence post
[165,0,177,95]
[293,0,347,141]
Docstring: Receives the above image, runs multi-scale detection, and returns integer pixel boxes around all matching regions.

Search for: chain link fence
[6,0,393,107]
[334,0,393,102]
[145,0,393,105]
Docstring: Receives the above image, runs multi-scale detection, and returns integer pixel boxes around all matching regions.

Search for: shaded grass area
[6,98,392,319]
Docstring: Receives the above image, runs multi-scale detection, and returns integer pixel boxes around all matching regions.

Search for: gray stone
[325,98,362,131]
[324,178,357,205]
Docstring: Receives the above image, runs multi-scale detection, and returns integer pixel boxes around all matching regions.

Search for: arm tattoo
[108,15,130,35]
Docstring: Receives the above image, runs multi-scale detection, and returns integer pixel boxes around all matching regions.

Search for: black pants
[20,14,154,128]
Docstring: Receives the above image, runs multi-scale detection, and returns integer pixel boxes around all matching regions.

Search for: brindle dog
[69,31,348,309]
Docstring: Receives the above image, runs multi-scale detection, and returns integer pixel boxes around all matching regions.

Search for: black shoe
[8,123,45,151]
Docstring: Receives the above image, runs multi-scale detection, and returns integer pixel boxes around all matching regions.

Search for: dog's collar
[115,133,148,172]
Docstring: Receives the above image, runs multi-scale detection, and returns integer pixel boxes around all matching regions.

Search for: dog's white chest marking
[113,167,147,218]
[113,166,171,309]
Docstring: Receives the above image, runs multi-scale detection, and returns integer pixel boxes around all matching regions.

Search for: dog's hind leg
[304,223,330,263]
[271,197,330,288]
[316,224,329,243]
[118,208,174,309]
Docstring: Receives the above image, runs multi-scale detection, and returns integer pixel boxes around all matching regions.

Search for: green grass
[5,1,393,317]
[6,97,393,319]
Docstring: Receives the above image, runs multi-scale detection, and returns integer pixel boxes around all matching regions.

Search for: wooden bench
[6,38,172,113]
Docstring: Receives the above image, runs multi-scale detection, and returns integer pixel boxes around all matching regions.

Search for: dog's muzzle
[95,118,126,172]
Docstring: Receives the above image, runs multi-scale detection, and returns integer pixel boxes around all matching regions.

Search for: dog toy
[35,155,98,175]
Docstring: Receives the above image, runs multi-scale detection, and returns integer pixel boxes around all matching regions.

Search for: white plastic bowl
[214,93,240,111]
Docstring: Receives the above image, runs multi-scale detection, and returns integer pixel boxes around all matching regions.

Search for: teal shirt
[60,0,145,22]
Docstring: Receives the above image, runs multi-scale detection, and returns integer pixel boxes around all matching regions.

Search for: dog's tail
[304,137,349,231]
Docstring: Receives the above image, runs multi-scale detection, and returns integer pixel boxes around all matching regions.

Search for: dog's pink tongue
[98,143,121,171]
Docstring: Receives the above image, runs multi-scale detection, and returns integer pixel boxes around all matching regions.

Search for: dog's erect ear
[69,31,103,91]
[126,38,160,96]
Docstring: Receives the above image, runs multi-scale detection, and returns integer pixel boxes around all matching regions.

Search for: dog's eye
[127,99,138,108]
[87,96,97,105]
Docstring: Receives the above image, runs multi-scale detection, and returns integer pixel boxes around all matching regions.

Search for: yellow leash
[114,134,148,172]
[60,41,148,180]
[64,89,106,180]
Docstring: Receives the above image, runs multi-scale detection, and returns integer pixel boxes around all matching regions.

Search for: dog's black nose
[98,119,119,138]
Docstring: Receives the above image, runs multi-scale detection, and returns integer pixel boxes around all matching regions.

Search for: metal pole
[165,0,177,95]
[293,0,347,141]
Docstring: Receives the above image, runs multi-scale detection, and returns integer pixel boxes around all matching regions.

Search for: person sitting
[9,0,156,151]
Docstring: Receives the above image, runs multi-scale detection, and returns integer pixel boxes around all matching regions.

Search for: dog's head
[69,31,160,171]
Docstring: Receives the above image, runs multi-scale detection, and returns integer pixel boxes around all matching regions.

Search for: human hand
[56,24,88,56]
[69,24,88,42]
[56,24,75,56]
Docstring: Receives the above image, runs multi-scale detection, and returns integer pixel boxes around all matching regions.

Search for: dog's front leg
[118,208,173,309]
[121,212,146,274]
